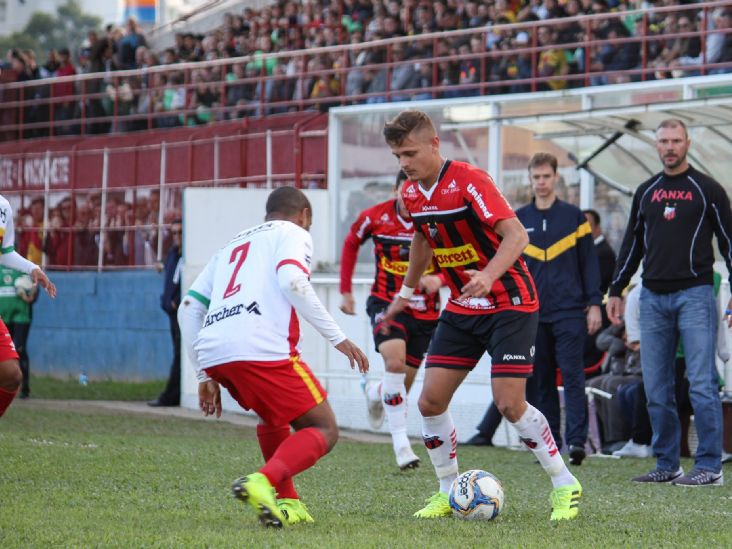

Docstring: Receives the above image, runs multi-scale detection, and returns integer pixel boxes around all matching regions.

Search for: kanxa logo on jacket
[651,189,693,202]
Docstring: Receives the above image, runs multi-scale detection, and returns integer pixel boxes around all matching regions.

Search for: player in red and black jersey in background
[380,110,582,521]
[340,170,445,470]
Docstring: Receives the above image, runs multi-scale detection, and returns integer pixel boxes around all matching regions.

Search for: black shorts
[425,309,539,378]
[366,296,438,368]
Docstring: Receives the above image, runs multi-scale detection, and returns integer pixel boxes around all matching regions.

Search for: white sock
[383,372,410,451]
[511,404,576,488]
[422,411,458,493]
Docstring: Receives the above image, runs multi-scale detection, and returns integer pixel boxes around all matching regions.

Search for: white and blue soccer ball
[449,469,504,521]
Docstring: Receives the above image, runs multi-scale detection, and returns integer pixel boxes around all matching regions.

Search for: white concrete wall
[180,187,515,445]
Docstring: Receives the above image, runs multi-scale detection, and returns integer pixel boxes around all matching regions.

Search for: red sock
[259,427,328,488]
[256,424,298,499]
[0,386,18,418]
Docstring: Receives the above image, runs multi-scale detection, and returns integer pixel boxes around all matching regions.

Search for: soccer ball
[14,275,36,299]
[449,469,504,520]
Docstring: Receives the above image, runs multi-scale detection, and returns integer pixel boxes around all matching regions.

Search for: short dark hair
[383,110,436,147]
[266,186,311,218]
[656,118,688,138]
[583,208,600,226]
[528,152,558,173]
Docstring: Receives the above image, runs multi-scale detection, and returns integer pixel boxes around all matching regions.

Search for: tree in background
[0,0,101,64]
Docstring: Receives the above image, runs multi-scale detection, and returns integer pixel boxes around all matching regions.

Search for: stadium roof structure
[442,76,732,198]
[329,73,732,207]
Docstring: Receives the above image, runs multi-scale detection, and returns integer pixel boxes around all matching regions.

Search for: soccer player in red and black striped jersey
[380,110,581,521]
[340,170,444,470]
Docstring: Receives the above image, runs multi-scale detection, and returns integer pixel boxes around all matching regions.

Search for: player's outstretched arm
[31,267,56,299]
[0,249,57,299]
[335,339,369,373]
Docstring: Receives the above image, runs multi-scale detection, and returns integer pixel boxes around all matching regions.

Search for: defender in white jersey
[178,187,368,528]
[0,195,56,419]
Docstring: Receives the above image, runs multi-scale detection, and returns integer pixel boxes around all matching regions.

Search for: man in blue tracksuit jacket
[516,153,602,466]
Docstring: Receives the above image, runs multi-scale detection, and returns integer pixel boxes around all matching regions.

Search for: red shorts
[205,357,327,426]
[0,319,19,362]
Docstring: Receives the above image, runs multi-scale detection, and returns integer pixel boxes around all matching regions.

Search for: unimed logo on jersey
[433,243,479,268]
[467,183,493,219]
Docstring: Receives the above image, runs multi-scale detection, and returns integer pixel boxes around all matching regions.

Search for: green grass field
[1,402,730,548]
[26,375,165,401]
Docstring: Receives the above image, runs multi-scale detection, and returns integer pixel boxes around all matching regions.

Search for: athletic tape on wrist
[398,285,415,300]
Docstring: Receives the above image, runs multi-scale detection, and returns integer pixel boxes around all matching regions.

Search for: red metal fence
[0,112,327,270]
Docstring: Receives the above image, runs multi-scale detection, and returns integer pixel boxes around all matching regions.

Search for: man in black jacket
[608,119,731,486]
[149,219,183,407]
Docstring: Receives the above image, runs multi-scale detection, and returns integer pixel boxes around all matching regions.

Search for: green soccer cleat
[550,480,582,521]
[413,492,451,518]
[232,472,286,528]
[278,498,315,525]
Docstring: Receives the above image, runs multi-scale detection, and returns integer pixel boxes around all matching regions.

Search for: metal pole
[42,151,50,268]
[487,103,501,187]
[157,142,167,261]
[266,129,273,189]
[97,148,109,272]
[213,135,220,186]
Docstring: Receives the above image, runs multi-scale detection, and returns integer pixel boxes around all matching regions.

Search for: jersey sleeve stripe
[1,245,14,254]
[187,289,210,307]
[277,259,310,277]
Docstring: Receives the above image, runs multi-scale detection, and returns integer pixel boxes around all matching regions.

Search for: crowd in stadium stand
[2,1,732,136]
[14,191,181,269]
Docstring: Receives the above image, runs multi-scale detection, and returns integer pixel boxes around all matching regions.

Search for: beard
[662,154,684,170]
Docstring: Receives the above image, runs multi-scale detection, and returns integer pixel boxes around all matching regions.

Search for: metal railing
[2,1,731,141]
[4,124,325,270]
